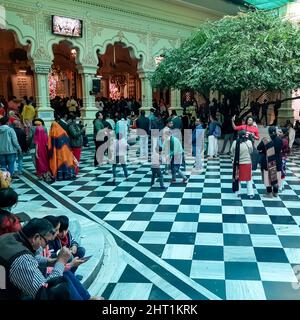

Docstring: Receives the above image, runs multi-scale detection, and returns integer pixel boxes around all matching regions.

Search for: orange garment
[48,121,77,180]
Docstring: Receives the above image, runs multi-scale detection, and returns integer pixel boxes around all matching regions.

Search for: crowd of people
[0,93,300,300]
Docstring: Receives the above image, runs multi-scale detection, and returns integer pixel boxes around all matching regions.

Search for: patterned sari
[48,121,77,180]
[263,137,278,186]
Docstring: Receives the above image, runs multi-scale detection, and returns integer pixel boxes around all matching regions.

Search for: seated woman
[42,215,103,300]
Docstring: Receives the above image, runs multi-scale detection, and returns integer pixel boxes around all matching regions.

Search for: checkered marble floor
[15,142,300,300]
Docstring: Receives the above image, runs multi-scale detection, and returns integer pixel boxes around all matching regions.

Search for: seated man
[0,218,71,300]
[48,215,85,274]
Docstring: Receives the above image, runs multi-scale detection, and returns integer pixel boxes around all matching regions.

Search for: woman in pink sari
[34,124,53,181]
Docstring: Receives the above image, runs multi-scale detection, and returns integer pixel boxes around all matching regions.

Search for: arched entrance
[0,29,33,105]
[96,42,141,101]
[49,41,82,100]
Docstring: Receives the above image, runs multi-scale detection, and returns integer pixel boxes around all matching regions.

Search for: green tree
[152,10,300,119]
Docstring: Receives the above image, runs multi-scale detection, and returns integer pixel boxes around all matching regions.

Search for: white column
[79,66,98,134]
[138,71,153,115]
[169,89,183,116]
[34,64,53,130]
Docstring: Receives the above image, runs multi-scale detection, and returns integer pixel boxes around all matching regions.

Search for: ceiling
[227,0,295,10]
[166,0,242,15]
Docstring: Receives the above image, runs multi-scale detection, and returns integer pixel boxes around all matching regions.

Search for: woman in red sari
[34,124,53,181]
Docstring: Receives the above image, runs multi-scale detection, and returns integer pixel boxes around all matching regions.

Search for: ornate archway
[0,29,33,102]
[50,40,83,99]
[96,42,141,101]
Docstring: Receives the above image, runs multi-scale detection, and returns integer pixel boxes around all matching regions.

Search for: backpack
[213,124,221,138]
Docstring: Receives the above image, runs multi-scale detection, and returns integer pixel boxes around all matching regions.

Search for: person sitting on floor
[48,215,86,276]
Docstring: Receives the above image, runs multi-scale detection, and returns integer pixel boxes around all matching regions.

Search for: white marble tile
[258,262,298,282]
[106,191,129,198]
[119,197,142,204]
[242,200,265,207]
[110,283,153,300]
[250,235,282,248]
[150,212,177,222]
[171,221,198,233]
[78,197,102,204]
[68,191,91,197]
[222,207,245,215]
[283,201,300,208]
[246,215,272,224]
[223,223,250,234]
[94,186,116,191]
[226,280,266,300]
[162,244,194,260]
[284,248,300,264]
[131,186,151,192]
[203,187,221,193]
[224,246,257,262]
[139,232,170,244]
[274,225,300,236]
[200,199,222,206]
[177,205,200,214]
[183,192,202,199]
[266,207,291,216]
[167,187,186,193]
[90,203,116,212]
[144,192,166,198]
[133,204,158,212]
[159,198,182,205]
[195,233,224,246]
[120,220,149,232]
[190,260,225,280]
[198,214,223,223]
[58,185,81,191]
[13,188,31,194]
[103,212,131,221]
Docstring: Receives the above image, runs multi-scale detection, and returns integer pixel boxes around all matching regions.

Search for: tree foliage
[151,11,300,95]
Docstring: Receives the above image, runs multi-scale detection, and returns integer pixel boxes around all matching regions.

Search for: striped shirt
[9,254,64,298]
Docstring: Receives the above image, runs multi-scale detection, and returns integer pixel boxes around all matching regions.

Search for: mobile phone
[81,255,93,261]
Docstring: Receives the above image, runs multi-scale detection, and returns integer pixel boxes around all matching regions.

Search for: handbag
[250,146,260,171]
[245,142,260,171]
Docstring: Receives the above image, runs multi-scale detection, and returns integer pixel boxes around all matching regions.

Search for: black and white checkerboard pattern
[19,141,300,300]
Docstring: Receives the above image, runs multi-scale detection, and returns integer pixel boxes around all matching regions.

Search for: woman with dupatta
[34,123,53,181]
[48,116,77,181]
[231,130,254,199]
[257,126,283,198]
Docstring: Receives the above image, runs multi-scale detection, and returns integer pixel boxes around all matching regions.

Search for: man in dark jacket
[13,120,28,176]
[171,110,183,130]
[220,115,235,155]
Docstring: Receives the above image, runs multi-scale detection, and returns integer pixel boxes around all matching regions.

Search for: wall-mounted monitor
[52,15,83,38]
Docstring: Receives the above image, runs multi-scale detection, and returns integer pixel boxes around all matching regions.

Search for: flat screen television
[52,15,83,38]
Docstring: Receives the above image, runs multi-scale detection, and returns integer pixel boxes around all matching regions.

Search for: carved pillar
[78,65,98,134]
[138,71,153,115]
[34,63,53,129]
[169,89,183,116]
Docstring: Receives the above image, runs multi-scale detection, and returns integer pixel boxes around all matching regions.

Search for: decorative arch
[94,35,146,70]
[4,22,35,60]
[47,38,85,66]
